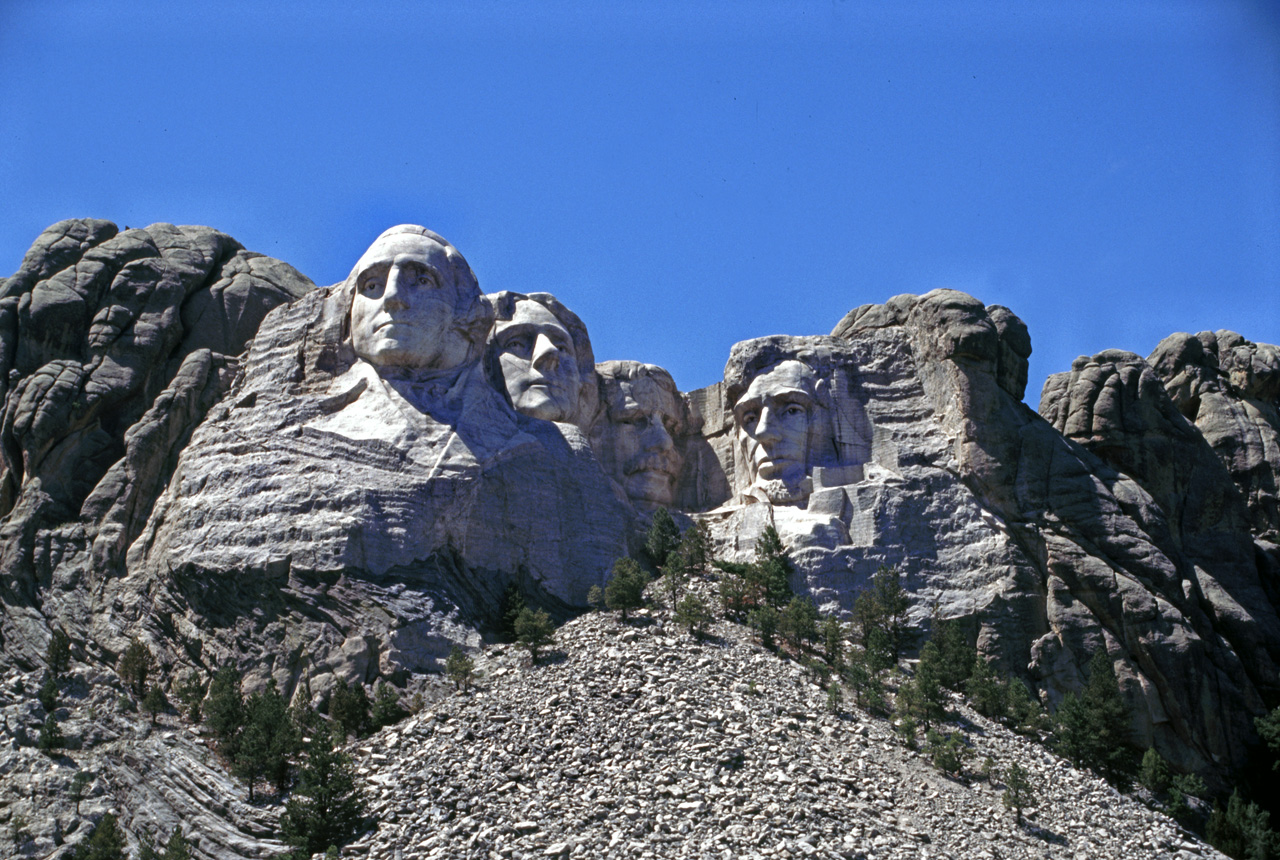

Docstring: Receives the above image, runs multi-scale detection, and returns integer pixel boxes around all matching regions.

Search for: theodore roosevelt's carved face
[596,365,684,510]
[350,232,474,371]
[492,299,581,423]
[734,360,817,501]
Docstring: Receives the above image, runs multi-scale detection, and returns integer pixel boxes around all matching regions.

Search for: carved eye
[359,277,382,296]
[741,410,759,426]
[503,336,533,356]
[784,404,806,418]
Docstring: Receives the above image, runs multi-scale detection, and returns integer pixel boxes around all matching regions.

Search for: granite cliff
[0,219,1277,857]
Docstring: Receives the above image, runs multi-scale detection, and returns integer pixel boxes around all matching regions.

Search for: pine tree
[47,628,71,676]
[1002,762,1035,825]
[445,647,476,692]
[161,829,192,860]
[604,557,648,621]
[932,615,976,691]
[925,729,969,777]
[372,681,407,727]
[679,520,711,577]
[117,637,154,698]
[70,770,92,814]
[143,684,168,726]
[1050,649,1136,788]
[1257,706,1280,770]
[235,679,297,800]
[674,593,712,639]
[779,596,819,653]
[821,615,845,667]
[747,604,779,650]
[645,507,681,568]
[65,812,127,860]
[39,675,58,712]
[499,584,527,639]
[329,680,372,739]
[966,659,1009,720]
[37,712,64,753]
[514,607,555,665]
[1139,748,1171,794]
[753,526,794,608]
[205,665,245,756]
[281,722,367,857]
[172,670,207,723]
[1207,789,1279,860]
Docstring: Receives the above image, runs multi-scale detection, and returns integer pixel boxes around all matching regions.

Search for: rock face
[2,219,1280,847]
[0,219,313,669]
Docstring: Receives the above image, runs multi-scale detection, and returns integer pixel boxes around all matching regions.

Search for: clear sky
[1,0,1277,404]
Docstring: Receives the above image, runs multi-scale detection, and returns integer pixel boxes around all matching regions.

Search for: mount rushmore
[1,218,1278,787]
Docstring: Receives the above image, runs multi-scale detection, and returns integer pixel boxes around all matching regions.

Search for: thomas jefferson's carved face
[492,299,581,422]
[601,375,683,509]
[734,360,816,497]
[350,233,473,370]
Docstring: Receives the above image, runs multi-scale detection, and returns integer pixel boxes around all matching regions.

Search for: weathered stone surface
[0,219,312,669]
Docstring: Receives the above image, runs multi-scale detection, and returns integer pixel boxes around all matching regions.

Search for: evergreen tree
[1207,789,1278,860]
[329,680,372,739]
[514,607,555,665]
[161,829,192,860]
[1139,748,1171,794]
[117,637,154,698]
[932,615,976,691]
[826,682,844,714]
[842,648,887,713]
[372,681,407,727]
[925,729,968,777]
[679,520,712,577]
[645,507,681,568]
[66,812,127,860]
[235,679,298,799]
[204,665,245,756]
[966,659,1009,720]
[604,557,648,621]
[37,712,64,753]
[47,628,71,676]
[821,615,845,667]
[1050,650,1137,788]
[908,640,949,728]
[143,684,168,726]
[1256,706,1280,770]
[674,593,712,639]
[445,647,476,692]
[281,722,367,857]
[172,670,207,723]
[753,526,794,608]
[747,604,779,650]
[499,584,527,639]
[662,541,694,604]
[69,770,92,814]
[1002,762,1035,825]
[586,585,605,611]
[779,596,819,653]
[38,675,58,712]
[1006,678,1046,734]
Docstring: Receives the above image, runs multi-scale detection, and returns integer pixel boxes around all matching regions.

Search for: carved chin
[753,477,809,505]
[513,390,571,422]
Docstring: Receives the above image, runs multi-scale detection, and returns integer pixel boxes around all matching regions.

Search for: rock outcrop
[1,220,1279,856]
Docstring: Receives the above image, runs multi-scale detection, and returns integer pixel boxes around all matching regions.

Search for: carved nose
[383,267,409,310]
[531,333,560,371]
[642,414,674,451]
[755,407,781,443]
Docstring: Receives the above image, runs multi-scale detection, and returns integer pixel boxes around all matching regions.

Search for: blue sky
[1,0,1277,403]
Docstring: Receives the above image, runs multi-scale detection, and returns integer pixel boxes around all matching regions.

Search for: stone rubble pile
[347,588,1225,860]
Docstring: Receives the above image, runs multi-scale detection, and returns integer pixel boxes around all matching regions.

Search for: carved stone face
[600,374,683,509]
[492,299,581,422]
[350,232,473,370]
[734,360,816,501]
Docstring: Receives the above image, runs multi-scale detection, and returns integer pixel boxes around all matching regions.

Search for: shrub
[445,647,476,692]
[604,557,648,621]
[514,607,555,664]
[747,605,779,650]
[586,585,604,611]
[143,685,168,726]
[37,713,64,753]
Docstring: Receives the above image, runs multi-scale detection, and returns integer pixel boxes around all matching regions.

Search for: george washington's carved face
[350,232,476,371]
